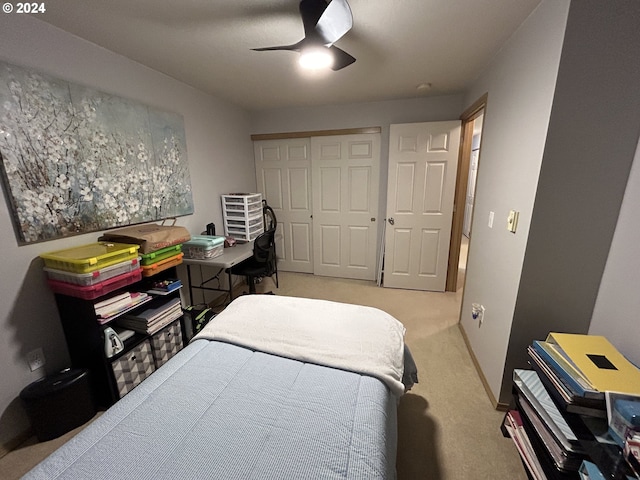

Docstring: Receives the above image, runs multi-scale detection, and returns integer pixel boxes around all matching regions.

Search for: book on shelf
[546,333,640,396]
[517,394,585,472]
[95,292,150,320]
[504,409,548,480]
[578,460,606,480]
[532,341,603,400]
[514,369,586,455]
[118,297,182,335]
[528,347,607,418]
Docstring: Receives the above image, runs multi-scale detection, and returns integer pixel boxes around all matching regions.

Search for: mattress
[25,341,397,479]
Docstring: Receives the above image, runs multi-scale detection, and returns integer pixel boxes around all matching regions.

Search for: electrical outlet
[27,348,46,371]
[471,303,485,327]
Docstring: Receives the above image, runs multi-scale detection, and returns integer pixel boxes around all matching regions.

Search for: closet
[253,129,381,281]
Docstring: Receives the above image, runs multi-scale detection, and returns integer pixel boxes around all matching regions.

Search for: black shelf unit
[53,266,183,408]
[504,370,637,480]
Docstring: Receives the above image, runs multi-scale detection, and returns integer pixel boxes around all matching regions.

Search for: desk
[182,242,253,306]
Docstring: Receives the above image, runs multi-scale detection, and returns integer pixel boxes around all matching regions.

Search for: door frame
[445,93,488,292]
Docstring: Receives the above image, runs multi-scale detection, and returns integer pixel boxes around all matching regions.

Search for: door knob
[388,217,395,225]
[371,217,376,222]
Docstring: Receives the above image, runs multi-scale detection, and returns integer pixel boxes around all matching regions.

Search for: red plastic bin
[46,269,142,300]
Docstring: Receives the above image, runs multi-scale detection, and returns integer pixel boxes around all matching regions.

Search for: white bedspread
[194,295,407,397]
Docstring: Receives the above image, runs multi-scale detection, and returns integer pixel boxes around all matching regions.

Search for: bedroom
[1,0,640,478]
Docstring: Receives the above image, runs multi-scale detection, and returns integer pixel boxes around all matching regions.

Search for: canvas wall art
[0,61,194,245]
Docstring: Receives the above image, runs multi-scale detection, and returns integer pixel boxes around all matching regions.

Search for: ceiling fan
[252,0,356,71]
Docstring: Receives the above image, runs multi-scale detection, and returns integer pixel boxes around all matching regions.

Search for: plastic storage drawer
[182,235,225,259]
[43,257,141,286]
[139,244,182,266]
[150,319,183,369]
[110,340,155,398]
[46,268,142,300]
[40,242,140,274]
[141,252,184,277]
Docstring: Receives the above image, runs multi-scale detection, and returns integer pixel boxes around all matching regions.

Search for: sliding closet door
[254,138,313,273]
[311,133,380,280]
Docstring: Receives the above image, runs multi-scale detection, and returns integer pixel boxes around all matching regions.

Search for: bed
[25,295,414,480]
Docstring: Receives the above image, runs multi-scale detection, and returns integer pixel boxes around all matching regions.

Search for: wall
[251,94,465,255]
[503,0,640,404]
[0,15,255,447]
[458,0,570,402]
[590,138,640,367]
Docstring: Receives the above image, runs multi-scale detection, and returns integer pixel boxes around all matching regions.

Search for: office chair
[229,228,278,294]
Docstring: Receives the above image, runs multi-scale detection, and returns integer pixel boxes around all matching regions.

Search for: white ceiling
[38,0,541,111]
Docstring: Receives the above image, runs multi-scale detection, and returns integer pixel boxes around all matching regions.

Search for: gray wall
[502,0,640,404]
[590,137,640,366]
[0,15,256,446]
[459,0,570,400]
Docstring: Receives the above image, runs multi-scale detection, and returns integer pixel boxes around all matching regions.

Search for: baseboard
[457,323,507,411]
[0,427,33,459]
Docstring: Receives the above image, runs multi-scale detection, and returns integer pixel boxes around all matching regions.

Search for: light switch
[507,210,519,233]
[488,211,494,228]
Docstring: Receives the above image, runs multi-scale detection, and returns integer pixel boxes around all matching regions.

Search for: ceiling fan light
[299,48,334,70]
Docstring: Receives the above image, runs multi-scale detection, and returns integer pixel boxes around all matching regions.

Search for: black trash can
[20,368,96,441]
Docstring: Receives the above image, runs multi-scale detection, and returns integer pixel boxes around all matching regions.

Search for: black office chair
[229,228,278,294]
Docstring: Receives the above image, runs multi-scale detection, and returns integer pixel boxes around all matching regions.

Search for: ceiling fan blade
[299,0,328,40]
[329,45,356,71]
[316,0,353,45]
[252,40,303,52]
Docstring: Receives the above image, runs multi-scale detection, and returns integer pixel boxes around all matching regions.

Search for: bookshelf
[53,266,184,408]
[503,342,638,479]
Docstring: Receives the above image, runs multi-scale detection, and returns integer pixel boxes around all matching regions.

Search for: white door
[311,133,380,280]
[254,138,313,273]
[384,121,461,291]
[463,149,479,237]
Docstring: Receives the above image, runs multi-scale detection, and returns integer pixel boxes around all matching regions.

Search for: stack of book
[95,292,150,323]
[527,333,640,419]
[117,297,182,335]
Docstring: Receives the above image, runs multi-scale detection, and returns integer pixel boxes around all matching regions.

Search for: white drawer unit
[221,193,264,242]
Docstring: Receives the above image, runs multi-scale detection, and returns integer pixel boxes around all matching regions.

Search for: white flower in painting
[137,151,148,162]
[83,160,97,173]
[80,186,93,201]
[116,208,129,223]
[115,156,126,167]
[137,142,145,151]
[94,177,108,191]
[56,174,70,189]
[103,194,117,209]
[152,197,162,208]
[109,183,123,196]
[126,199,140,214]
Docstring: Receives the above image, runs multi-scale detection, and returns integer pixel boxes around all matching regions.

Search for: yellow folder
[546,333,640,395]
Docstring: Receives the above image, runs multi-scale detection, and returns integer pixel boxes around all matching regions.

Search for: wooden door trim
[445,93,488,292]
[251,127,381,141]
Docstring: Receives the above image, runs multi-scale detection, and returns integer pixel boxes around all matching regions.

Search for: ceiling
[38,0,541,111]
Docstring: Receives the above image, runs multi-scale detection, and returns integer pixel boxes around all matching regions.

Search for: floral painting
[0,61,194,245]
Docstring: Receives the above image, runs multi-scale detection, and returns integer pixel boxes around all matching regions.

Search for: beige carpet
[0,268,527,480]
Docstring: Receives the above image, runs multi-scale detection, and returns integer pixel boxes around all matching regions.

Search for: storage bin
[182,235,225,259]
[99,224,191,254]
[110,340,155,398]
[150,319,183,369]
[221,193,264,242]
[140,252,184,277]
[20,368,95,441]
[40,242,140,274]
[46,268,143,300]
[139,244,182,266]
[43,257,141,286]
